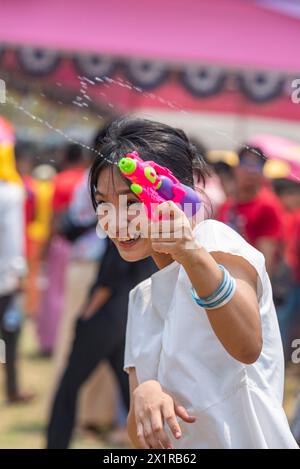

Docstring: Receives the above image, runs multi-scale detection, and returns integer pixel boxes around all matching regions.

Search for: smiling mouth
[118,234,141,245]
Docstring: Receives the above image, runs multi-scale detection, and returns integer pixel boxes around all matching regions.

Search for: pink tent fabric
[1,0,300,71]
[249,135,300,164]
[249,134,300,181]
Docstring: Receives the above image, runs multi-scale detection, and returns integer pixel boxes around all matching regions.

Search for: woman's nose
[116,207,133,238]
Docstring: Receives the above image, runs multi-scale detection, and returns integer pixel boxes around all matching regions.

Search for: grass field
[0,319,129,449]
[0,319,299,449]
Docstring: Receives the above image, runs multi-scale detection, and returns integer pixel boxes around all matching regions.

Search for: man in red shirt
[273,177,300,444]
[218,146,283,276]
[272,178,300,360]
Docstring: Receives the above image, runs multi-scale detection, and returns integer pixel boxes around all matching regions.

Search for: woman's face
[95,165,154,262]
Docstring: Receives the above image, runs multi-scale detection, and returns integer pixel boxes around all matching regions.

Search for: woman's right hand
[133,380,196,449]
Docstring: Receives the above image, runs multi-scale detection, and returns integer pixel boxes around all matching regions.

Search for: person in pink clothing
[37,144,85,354]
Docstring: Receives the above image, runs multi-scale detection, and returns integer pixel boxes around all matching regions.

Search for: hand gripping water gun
[118,151,201,219]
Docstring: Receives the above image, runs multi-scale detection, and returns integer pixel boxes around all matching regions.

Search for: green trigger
[144,166,156,183]
[131,183,143,195]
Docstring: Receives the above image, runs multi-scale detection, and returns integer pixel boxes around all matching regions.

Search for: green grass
[0,319,125,449]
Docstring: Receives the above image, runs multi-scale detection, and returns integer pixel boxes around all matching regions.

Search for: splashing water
[6,95,117,165]
[4,73,300,182]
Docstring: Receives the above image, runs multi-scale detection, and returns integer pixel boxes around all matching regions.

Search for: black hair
[15,141,35,161]
[84,125,111,165]
[89,116,209,210]
[238,145,266,165]
[188,137,207,162]
[64,143,83,165]
[272,178,300,196]
[213,161,234,176]
[91,118,119,155]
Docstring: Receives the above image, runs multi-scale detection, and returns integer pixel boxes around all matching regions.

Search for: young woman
[89,117,298,449]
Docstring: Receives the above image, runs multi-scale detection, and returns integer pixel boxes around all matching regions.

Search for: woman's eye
[127,200,138,207]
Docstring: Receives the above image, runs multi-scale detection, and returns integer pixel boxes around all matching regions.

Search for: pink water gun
[118,151,201,219]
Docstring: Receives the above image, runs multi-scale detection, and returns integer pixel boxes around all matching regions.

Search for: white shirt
[0,182,27,296]
[124,219,298,449]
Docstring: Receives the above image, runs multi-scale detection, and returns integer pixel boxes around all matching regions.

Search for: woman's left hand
[150,201,200,264]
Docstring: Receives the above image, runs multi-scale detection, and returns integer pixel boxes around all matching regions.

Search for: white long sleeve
[0,182,27,296]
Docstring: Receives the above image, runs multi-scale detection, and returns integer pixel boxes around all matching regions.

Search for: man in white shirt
[0,180,32,402]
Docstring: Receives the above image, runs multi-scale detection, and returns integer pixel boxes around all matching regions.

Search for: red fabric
[283,209,300,283]
[217,187,283,248]
[22,175,36,226]
[52,167,84,213]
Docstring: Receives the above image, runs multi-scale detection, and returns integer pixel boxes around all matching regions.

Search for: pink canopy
[1,0,300,71]
[0,116,14,144]
[249,134,300,181]
[249,135,300,163]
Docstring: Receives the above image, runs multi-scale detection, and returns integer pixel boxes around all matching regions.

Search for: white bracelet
[191,264,237,310]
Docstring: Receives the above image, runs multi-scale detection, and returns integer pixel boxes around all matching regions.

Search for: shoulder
[129,277,152,312]
[194,218,247,247]
[194,219,266,293]
[194,218,263,256]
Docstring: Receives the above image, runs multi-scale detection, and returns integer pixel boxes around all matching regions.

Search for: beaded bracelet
[191,264,237,310]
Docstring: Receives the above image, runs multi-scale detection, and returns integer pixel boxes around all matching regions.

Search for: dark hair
[64,143,83,165]
[92,118,117,152]
[238,145,266,165]
[188,137,207,161]
[272,178,300,196]
[213,161,234,176]
[15,141,35,161]
[89,116,209,209]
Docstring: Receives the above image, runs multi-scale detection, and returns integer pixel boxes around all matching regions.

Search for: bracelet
[191,264,237,310]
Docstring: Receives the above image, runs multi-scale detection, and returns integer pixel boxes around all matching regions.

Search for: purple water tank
[157,176,201,216]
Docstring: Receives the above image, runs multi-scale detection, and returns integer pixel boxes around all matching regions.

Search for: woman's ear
[193,171,201,187]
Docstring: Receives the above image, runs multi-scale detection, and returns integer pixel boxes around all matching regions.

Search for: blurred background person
[217,146,283,277]
[24,164,56,319]
[272,177,300,361]
[190,139,226,215]
[0,117,32,403]
[15,142,36,245]
[271,176,300,445]
[203,150,238,215]
[36,144,85,355]
[207,150,239,200]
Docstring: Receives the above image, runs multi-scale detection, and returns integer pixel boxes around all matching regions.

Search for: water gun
[118,151,201,219]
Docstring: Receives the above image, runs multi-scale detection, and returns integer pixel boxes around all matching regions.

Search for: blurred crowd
[0,114,300,447]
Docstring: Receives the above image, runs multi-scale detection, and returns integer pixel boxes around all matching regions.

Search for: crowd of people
[0,114,300,447]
